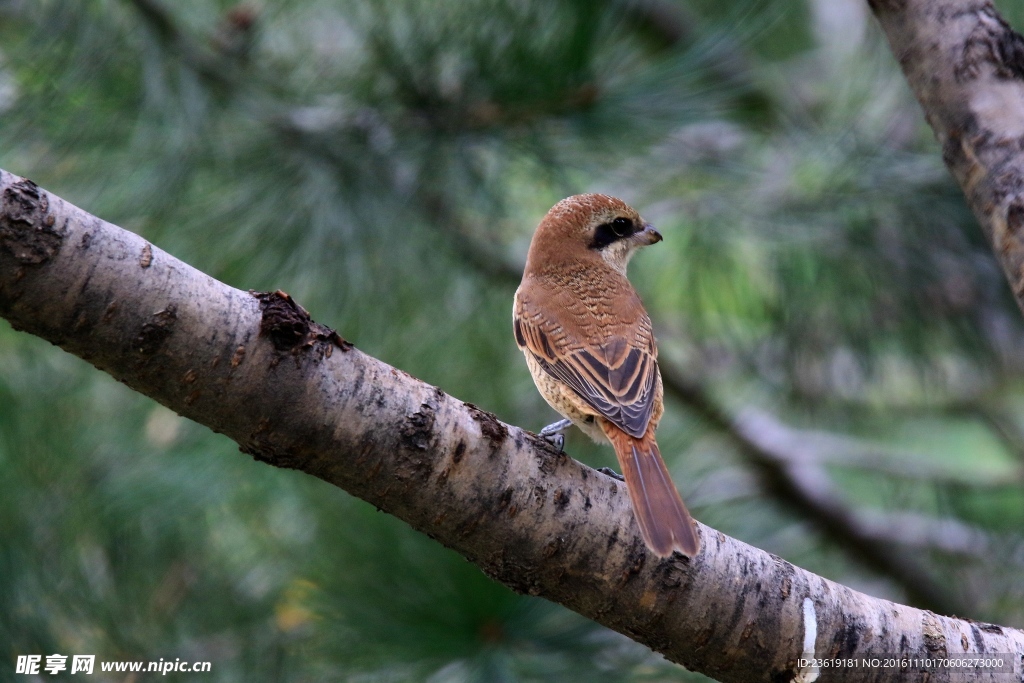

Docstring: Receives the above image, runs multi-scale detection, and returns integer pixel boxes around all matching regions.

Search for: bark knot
[136,306,178,355]
[0,178,63,265]
[464,402,509,448]
[240,418,303,470]
[253,290,352,356]
[922,611,948,656]
[401,401,437,452]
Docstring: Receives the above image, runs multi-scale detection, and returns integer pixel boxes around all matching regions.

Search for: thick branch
[868,0,1024,315]
[1,169,1022,682]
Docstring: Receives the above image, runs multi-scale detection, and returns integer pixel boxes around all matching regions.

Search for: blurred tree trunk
[2,169,1022,682]
[870,0,1024,314]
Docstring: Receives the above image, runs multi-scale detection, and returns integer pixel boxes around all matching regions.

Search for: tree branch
[2,170,1022,681]
[853,510,993,558]
[868,0,1024,316]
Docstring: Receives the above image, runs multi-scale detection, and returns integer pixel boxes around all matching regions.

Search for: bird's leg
[539,418,572,436]
[538,418,572,452]
[598,466,625,481]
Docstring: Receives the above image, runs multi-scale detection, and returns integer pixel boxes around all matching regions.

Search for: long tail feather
[605,425,700,557]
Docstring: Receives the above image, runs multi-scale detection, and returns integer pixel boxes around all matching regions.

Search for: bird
[513,193,700,558]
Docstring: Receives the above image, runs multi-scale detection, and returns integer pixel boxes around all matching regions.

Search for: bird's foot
[539,418,573,437]
[539,418,572,453]
[543,434,565,452]
[598,466,624,481]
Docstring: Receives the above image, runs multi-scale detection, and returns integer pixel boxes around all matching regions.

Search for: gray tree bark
[869,0,1024,315]
[2,169,1022,682]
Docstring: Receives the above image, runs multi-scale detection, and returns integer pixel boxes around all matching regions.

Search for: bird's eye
[611,217,632,237]
[589,217,636,250]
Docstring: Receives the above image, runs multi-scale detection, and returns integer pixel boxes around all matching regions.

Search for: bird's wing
[514,293,658,438]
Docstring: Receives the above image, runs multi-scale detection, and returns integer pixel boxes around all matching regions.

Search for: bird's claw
[538,418,571,453]
[598,466,624,481]
[542,433,565,453]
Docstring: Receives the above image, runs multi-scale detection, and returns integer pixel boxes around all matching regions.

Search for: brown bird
[513,194,700,558]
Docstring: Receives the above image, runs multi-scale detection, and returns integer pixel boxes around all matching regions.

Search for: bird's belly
[523,351,610,445]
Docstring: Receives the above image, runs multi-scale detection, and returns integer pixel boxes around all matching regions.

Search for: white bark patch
[794,597,820,683]
[969,81,1024,140]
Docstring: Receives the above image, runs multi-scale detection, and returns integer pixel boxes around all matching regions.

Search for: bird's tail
[604,425,700,558]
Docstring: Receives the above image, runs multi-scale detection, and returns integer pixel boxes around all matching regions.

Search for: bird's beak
[641,223,663,245]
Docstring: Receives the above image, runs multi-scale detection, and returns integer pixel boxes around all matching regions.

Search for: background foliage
[2,0,1024,681]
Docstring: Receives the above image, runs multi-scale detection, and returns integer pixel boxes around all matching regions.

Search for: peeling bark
[1,169,1022,682]
[869,0,1024,314]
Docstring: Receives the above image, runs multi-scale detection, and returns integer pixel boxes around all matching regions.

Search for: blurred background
[2,0,1024,680]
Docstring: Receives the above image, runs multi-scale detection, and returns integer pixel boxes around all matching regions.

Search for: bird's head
[526,194,662,277]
